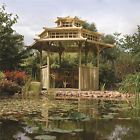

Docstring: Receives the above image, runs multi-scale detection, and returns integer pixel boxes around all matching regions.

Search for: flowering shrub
[0,71,27,95]
[4,71,27,86]
[0,80,21,95]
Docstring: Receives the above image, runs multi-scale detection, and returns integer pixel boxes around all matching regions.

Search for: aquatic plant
[100,83,106,91]
[119,72,140,108]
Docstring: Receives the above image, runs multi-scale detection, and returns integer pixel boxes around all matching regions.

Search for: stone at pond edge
[34,135,56,140]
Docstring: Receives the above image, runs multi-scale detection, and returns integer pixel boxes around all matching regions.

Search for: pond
[0,96,140,140]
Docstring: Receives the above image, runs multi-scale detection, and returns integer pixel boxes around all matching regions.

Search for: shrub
[4,71,27,86]
[0,71,5,80]
[4,71,14,81]
[0,80,21,95]
[99,64,117,89]
[14,71,27,85]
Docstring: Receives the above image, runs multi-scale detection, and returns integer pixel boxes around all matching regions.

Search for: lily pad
[34,135,56,140]
[13,132,31,140]
[102,114,114,119]
[47,128,73,134]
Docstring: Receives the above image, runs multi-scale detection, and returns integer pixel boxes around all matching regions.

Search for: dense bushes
[0,80,21,95]
[4,71,27,86]
[99,64,117,89]
[0,71,27,95]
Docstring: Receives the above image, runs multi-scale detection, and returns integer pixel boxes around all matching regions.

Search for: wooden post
[84,45,89,66]
[96,46,100,90]
[97,47,100,67]
[78,45,82,90]
[40,50,43,90]
[47,51,50,90]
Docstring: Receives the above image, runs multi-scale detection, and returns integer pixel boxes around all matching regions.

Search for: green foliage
[51,53,78,69]
[119,73,140,108]
[82,22,97,32]
[119,73,140,94]
[122,26,140,55]
[0,80,21,95]
[0,4,26,71]
[99,34,119,89]
[99,64,117,89]
[116,53,138,80]
[0,71,5,80]
[101,34,116,44]
[100,83,106,91]
[27,51,40,80]
[119,26,140,72]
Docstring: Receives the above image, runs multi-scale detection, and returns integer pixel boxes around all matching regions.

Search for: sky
[1,0,140,45]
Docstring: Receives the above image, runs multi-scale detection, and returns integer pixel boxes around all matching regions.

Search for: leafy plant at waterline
[0,71,5,80]
[0,80,21,95]
[119,73,140,108]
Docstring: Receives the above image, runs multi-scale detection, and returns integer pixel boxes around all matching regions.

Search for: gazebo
[31,16,113,91]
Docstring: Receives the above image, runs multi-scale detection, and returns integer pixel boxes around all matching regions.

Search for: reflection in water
[0,98,140,140]
[41,97,49,128]
[108,125,129,140]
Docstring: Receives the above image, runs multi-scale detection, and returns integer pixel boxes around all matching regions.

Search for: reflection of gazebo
[31,16,113,91]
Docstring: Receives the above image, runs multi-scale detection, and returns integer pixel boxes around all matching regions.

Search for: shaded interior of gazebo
[31,16,113,91]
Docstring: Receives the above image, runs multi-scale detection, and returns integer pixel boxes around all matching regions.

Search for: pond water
[0,97,140,140]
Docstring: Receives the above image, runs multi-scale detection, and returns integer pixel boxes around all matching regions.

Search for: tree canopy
[82,22,97,32]
[0,5,26,71]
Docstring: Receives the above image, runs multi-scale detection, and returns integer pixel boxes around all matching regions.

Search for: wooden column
[78,45,82,90]
[97,47,100,67]
[39,50,43,89]
[96,46,100,90]
[84,44,89,66]
[47,51,50,90]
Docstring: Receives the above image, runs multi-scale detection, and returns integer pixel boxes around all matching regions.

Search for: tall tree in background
[99,34,119,88]
[0,5,25,71]
[83,22,97,32]
[122,26,140,71]
[114,26,140,80]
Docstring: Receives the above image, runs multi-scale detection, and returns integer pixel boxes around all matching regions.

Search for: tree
[83,22,97,32]
[0,4,25,71]
[99,34,119,89]
[112,26,140,81]
[121,26,140,72]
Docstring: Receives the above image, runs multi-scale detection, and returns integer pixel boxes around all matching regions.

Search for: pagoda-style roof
[55,16,85,24]
[31,16,114,52]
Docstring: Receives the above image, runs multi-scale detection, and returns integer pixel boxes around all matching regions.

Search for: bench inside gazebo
[31,16,113,91]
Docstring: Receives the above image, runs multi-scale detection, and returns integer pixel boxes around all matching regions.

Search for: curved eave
[43,27,82,31]
[38,27,82,37]
[87,40,114,48]
[31,38,86,51]
[30,37,114,52]
[38,38,86,42]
